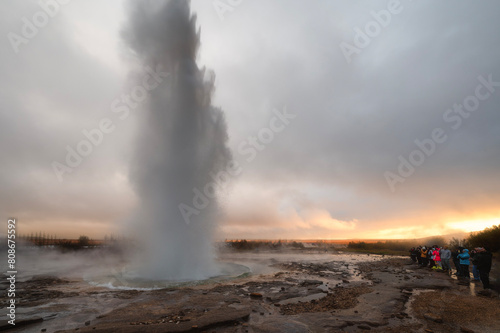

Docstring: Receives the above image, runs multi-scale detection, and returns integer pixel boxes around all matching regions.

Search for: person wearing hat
[457,248,470,279]
[475,247,493,289]
[420,246,429,267]
[470,248,482,281]
[452,247,463,276]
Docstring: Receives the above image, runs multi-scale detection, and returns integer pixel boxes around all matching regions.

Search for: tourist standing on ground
[416,246,422,266]
[470,249,481,281]
[476,247,493,289]
[428,247,435,268]
[457,248,470,279]
[433,246,442,270]
[452,248,462,276]
[441,246,451,273]
[410,247,417,263]
[421,247,428,267]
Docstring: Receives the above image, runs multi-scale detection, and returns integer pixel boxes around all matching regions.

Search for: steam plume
[123,0,231,280]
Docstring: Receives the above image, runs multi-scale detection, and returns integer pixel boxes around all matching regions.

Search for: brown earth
[0,255,498,333]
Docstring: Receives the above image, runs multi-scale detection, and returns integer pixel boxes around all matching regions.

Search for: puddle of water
[448,269,478,295]
[469,281,477,295]
[87,262,251,290]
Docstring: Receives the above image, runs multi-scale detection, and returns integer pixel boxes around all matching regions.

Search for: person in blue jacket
[457,248,470,279]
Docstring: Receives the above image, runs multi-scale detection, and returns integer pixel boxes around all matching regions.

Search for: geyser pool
[123,0,232,281]
[88,262,251,290]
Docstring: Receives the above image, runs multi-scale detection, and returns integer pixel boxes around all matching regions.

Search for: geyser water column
[123,0,231,280]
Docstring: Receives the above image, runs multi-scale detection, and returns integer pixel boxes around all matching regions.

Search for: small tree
[78,235,90,247]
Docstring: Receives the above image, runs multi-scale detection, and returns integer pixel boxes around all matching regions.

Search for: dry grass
[412,290,500,326]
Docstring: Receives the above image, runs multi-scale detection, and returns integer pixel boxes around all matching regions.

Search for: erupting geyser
[124,0,231,280]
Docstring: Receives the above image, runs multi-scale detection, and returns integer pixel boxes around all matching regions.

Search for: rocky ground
[1,254,499,333]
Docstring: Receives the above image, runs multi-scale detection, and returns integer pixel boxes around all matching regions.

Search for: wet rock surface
[1,252,498,333]
[279,285,372,315]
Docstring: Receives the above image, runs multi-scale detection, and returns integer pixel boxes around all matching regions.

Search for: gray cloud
[1,0,499,239]
[193,0,500,236]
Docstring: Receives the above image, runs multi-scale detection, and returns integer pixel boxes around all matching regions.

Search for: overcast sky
[2,0,500,239]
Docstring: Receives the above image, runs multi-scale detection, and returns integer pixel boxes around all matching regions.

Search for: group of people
[409,245,493,290]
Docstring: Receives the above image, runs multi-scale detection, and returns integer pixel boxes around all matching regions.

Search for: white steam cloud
[123,0,231,280]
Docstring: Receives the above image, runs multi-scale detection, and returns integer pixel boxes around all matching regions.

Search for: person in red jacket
[433,246,442,270]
